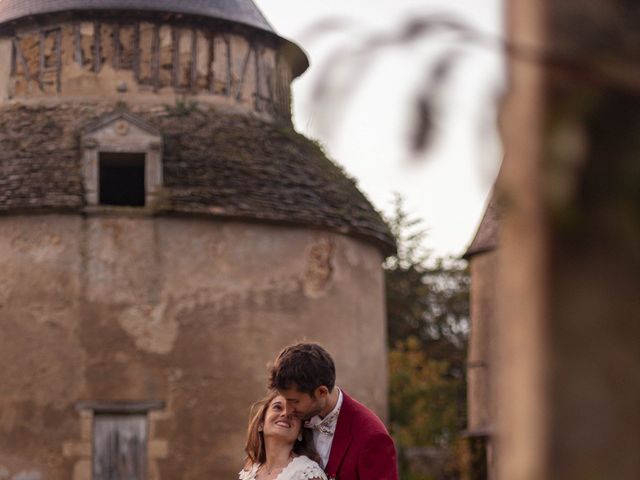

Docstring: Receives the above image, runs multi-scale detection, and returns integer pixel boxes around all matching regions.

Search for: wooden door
[93,414,147,480]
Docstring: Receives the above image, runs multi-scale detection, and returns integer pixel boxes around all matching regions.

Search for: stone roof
[464,192,499,259]
[0,103,396,255]
[0,0,309,76]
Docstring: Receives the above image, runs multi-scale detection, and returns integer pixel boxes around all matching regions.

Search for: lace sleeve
[238,463,258,480]
[295,457,327,480]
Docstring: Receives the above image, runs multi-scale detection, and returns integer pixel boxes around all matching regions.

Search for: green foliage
[389,337,465,447]
[384,194,470,477]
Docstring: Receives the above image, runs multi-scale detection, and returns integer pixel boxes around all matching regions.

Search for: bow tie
[305,410,340,436]
[307,422,334,436]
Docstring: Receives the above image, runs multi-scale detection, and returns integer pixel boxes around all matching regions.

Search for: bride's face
[262,395,302,443]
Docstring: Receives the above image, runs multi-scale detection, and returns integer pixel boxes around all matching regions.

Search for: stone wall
[467,252,497,433]
[0,215,388,480]
[467,250,498,479]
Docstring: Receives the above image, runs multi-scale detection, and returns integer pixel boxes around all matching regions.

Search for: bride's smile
[263,397,301,442]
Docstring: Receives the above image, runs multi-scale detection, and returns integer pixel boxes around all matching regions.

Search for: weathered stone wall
[0,215,388,480]
[1,18,291,120]
[467,250,498,479]
[467,251,497,434]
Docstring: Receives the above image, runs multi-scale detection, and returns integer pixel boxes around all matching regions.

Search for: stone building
[467,1,640,479]
[0,1,395,479]
[463,194,499,480]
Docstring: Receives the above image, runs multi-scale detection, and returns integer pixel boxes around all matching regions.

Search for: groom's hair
[268,342,336,395]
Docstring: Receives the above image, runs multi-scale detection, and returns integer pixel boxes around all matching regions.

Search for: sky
[254,0,504,257]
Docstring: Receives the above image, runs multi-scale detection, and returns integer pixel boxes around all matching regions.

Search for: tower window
[82,112,163,208]
[99,152,146,207]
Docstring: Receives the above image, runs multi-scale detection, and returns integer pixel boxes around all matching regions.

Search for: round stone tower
[0,2,394,479]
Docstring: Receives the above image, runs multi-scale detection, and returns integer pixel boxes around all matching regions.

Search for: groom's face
[279,387,325,420]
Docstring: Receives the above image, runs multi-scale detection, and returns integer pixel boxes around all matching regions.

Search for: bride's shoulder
[290,456,327,480]
[238,462,259,480]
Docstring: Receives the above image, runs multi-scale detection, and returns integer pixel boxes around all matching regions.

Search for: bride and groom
[238,343,398,480]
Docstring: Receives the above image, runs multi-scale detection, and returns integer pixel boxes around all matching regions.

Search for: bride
[239,391,327,480]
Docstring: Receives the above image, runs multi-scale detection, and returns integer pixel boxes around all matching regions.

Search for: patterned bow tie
[309,422,334,436]
[305,409,340,436]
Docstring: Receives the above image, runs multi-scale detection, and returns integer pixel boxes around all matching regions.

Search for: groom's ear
[314,385,329,398]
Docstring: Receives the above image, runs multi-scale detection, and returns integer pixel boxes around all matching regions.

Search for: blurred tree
[389,338,464,447]
[384,195,470,478]
[385,194,470,366]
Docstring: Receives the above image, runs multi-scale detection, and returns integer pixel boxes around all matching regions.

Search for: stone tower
[0,1,394,479]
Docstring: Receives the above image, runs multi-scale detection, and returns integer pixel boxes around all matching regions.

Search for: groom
[268,342,398,480]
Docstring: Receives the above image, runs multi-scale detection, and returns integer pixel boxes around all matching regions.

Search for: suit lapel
[325,392,353,478]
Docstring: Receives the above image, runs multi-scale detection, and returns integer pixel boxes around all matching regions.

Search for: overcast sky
[254,0,504,257]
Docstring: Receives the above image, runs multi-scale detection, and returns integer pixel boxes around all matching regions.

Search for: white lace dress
[239,455,327,480]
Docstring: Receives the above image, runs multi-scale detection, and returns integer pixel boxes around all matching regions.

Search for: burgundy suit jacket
[324,392,398,480]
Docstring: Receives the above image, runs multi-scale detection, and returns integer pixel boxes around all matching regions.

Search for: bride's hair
[244,390,320,466]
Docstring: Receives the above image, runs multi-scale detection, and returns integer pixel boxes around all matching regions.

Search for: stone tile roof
[0,0,273,32]
[464,192,499,259]
[0,103,395,255]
